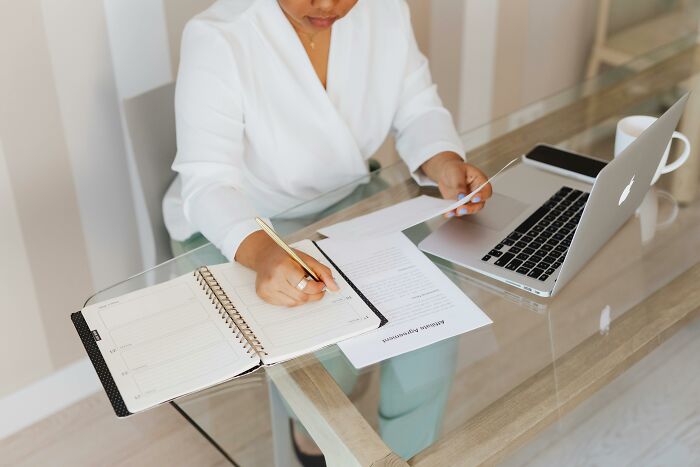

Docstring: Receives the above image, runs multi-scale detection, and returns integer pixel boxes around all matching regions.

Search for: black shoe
[290,420,326,467]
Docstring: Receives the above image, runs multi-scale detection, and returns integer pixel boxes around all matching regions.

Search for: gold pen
[254,217,321,282]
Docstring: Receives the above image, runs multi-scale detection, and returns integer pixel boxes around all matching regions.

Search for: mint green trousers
[170,179,458,459]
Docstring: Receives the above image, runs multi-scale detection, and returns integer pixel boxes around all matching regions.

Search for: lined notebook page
[210,240,381,365]
[81,273,259,413]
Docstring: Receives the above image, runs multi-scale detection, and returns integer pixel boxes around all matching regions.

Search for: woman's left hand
[423,153,493,218]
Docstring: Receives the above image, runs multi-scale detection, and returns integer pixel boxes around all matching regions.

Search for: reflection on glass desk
[85,35,700,466]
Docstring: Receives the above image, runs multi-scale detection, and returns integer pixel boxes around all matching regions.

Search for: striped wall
[0,0,98,390]
[0,0,212,399]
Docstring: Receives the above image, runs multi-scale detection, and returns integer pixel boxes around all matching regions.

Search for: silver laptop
[419,93,689,297]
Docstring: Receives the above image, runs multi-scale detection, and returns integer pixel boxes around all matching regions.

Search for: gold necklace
[297,29,319,50]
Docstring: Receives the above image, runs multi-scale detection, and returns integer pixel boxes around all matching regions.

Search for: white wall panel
[0,0,95,370]
[41,0,143,289]
[523,0,597,105]
[0,138,53,398]
[459,0,499,132]
[428,0,466,125]
[103,0,173,99]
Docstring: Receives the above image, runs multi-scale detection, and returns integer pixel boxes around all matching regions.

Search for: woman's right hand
[235,231,339,307]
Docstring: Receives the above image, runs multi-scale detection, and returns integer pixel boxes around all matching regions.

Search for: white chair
[123,83,177,265]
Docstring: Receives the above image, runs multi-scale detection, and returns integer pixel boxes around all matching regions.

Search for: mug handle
[661,131,691,174]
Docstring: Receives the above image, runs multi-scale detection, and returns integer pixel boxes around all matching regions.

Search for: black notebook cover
[71,311,132,417]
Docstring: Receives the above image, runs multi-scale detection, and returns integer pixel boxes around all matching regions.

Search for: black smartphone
[521,144,607,183]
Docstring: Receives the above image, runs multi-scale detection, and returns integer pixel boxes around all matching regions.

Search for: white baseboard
[0,357,100,439]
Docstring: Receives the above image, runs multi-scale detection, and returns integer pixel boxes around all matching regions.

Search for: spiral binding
[194,266,268,357]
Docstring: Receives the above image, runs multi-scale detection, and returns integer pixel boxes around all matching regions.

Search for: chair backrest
[123,83,177,265]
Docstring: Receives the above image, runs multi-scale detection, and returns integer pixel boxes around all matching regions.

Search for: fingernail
[446,212,455,218]
[458,207,468,215]
[472,196,481,203]
[457,193,466,200]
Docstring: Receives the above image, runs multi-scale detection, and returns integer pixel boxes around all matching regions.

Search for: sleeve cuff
[395,110,466,186]
[404,142,466,186]
[219,218,269,262]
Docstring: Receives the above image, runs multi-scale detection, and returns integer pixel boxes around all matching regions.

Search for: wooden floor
[0,393,229,467]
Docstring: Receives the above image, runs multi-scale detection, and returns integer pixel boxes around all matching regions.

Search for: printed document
[317,233,492,368]
[317,158,518,240]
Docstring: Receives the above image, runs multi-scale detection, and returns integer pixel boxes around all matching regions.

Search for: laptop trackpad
[463,192,529,231]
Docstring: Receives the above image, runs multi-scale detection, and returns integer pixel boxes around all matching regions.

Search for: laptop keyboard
[481,186,588,282]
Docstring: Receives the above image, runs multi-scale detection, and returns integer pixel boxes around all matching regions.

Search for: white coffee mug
[615,115,690,185]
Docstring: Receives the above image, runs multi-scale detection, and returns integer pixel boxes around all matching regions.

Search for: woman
[164,0,492,462]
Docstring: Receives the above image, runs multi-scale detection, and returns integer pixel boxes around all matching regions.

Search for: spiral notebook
[71,239,386,417]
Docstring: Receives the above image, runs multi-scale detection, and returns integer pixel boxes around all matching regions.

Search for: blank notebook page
[210,240,381,364]
[81,273,259,413]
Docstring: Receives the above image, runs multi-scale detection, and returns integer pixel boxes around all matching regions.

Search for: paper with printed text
[317,233,492,368]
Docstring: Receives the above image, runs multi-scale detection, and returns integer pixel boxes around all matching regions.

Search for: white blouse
[163,0,465,261]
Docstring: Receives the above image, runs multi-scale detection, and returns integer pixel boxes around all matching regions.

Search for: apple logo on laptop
[618,175,635,206]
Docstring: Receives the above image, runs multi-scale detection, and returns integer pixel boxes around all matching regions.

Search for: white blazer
[164,0,465,260]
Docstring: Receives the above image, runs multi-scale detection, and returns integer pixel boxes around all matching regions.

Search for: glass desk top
[86,36,700,466]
